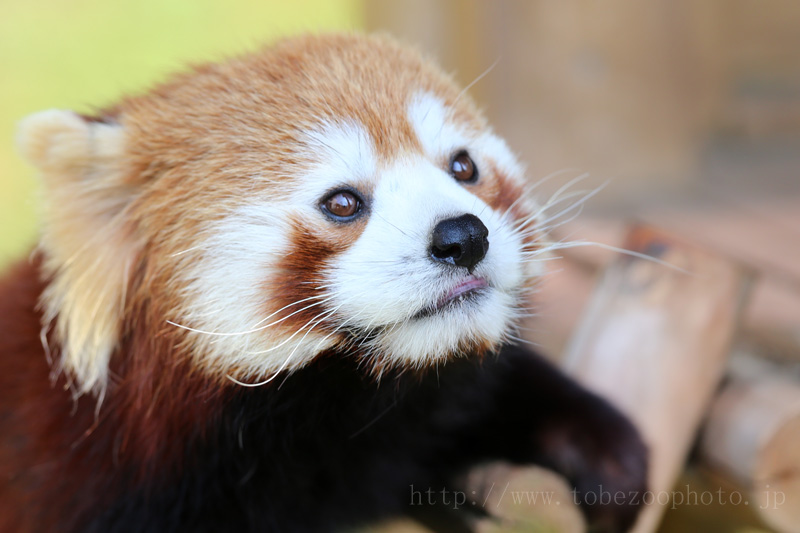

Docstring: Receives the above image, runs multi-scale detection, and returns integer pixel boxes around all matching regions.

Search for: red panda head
[17,34,543,397]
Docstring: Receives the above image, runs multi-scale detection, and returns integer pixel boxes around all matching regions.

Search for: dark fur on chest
[83,353,523,532]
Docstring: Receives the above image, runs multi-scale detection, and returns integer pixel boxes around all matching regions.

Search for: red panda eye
[450,152,477,182]
[323,191,360,219]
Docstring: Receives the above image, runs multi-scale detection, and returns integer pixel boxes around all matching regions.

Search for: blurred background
[2,1,799,532]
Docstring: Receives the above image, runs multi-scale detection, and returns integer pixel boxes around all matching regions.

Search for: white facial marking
[177,204,338,380]
[176,120,379,381]
[326,154,524,365]
[408,92,526,180]
[293,120,376,208]
[320,92,538,366]
[178,96,540,378]
[409,91,543,279]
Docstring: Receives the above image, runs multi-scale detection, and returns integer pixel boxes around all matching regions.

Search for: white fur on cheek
[174,205,336,381]
[173,121,379,381]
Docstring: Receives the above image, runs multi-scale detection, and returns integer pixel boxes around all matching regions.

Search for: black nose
[430,214,490,272]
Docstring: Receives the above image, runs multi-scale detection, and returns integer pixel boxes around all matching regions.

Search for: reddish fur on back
[0,257,228,532]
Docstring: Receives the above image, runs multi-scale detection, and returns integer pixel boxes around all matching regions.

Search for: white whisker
[227,305,342,387]
[528,240,693,274]
[167,294,334,337]
[454,56,501,105]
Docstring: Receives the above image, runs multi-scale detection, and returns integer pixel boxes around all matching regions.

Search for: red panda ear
[17,110,141,399]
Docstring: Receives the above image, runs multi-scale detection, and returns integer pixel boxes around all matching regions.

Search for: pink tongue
[443,277,488,304]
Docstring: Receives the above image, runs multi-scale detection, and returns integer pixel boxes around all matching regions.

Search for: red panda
[0,34,647,532]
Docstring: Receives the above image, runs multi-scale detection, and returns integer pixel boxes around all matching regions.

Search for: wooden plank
[562,224,751,532]
[701,377,800,533]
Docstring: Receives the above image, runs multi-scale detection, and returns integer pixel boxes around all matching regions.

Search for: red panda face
[18,34,543,393]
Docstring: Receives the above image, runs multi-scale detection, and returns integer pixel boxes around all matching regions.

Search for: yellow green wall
[0,0,363,266]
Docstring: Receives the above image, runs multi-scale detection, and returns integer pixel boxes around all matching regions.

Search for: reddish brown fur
[83,34,506,379]
[267,219,343,334]
[83,35,491,381]
[0,256,231,532]
[1,34,535,530]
